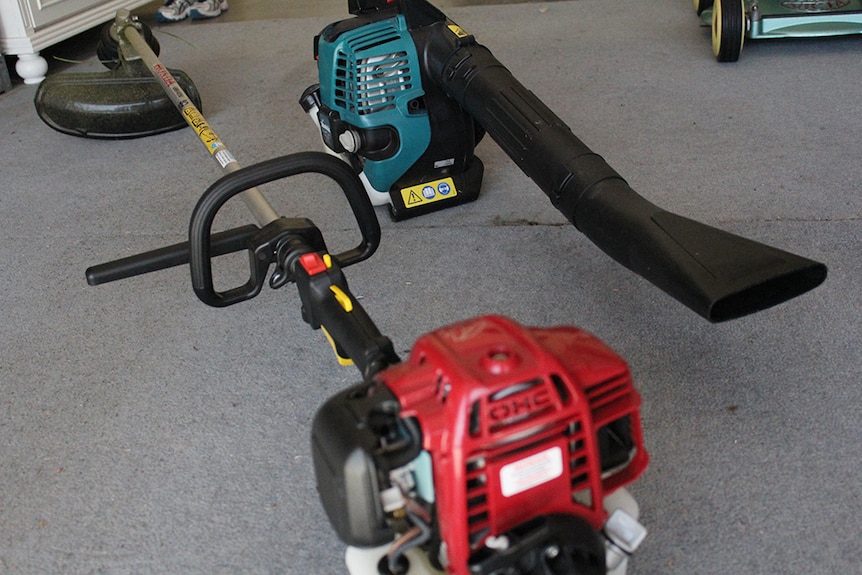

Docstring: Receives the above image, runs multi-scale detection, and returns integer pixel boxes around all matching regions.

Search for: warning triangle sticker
[407,191,423,205]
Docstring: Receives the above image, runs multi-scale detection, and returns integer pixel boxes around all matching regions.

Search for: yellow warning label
[400,177,458,209]
[448,24,470,38]
[182,105,224,154]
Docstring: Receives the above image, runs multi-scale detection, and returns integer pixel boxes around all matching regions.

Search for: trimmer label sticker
[152,64,176,88]
[215,149,236,169]
[182,106,224,154]
[400,177,458,209]
[499,446,563,497]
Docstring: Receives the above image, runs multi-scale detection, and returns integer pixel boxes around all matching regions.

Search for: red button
[299,252,328,276]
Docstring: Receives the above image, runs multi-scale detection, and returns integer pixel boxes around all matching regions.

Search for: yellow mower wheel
[712,0,745,62]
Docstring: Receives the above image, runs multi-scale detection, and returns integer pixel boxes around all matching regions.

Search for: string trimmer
[300,0,826,321]
[84,19,649,575]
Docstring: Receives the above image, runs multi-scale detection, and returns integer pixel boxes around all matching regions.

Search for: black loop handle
[189,151,380,307]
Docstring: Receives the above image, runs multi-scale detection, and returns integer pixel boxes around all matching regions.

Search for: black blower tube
[424,30,826,322]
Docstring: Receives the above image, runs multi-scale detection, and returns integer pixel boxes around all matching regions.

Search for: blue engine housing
[317,14,431,193]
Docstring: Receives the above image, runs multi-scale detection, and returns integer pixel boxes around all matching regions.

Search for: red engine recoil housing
[377,315,649,572]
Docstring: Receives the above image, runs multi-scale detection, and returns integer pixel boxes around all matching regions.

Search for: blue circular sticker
[438,182,452,195]
[422,186,436,199]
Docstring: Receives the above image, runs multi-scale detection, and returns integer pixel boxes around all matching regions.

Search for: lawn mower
[695,0,862,61]
[46,1,831,573]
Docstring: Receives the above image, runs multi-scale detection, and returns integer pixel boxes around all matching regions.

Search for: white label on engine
[499,446,564,497]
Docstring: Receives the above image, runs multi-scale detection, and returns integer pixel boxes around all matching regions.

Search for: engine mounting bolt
[544,545,560,559]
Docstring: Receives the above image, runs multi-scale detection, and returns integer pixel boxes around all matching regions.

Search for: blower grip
[426,31,826,321]
[189,152,380,307]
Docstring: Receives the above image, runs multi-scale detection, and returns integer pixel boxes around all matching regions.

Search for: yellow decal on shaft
[182,105,224,154]
[400,177,458,209]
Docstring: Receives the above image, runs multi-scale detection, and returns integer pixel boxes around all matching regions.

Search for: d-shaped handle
[188,152,380,307]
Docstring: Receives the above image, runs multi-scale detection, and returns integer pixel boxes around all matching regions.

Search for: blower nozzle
[423,24,826,322]
[573,180,826,321]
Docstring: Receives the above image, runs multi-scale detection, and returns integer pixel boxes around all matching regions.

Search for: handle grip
[294,251,399,379]
[85,225,260,286]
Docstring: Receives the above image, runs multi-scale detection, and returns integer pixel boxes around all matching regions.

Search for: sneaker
[156,0,193,22]
[189,0,228,20]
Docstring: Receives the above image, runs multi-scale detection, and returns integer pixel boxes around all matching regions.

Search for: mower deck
[698,0,862,61]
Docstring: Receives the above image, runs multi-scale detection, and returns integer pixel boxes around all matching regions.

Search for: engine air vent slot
[584,373,632,412]
[333,49,413,116]
[466,461,491,550]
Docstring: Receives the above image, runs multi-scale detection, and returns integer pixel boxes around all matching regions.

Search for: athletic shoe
[156,0,192,22]
[189,0,228,20]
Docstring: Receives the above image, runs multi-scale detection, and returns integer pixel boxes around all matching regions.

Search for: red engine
[312,315,648,575]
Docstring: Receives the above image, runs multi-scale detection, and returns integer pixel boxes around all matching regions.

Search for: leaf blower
[302,0,827,322]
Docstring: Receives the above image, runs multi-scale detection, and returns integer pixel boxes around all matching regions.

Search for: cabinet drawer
[26,0,109,28]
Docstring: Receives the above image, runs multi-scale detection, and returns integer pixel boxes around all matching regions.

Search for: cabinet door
[26,0,110,28]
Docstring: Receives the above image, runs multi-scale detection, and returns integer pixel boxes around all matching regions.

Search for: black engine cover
[311,380,420,547]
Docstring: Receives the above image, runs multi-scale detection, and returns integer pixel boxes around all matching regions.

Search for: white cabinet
[0,0,154,84]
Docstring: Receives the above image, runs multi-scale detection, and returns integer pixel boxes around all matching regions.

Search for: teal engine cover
[317,15,431,193]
